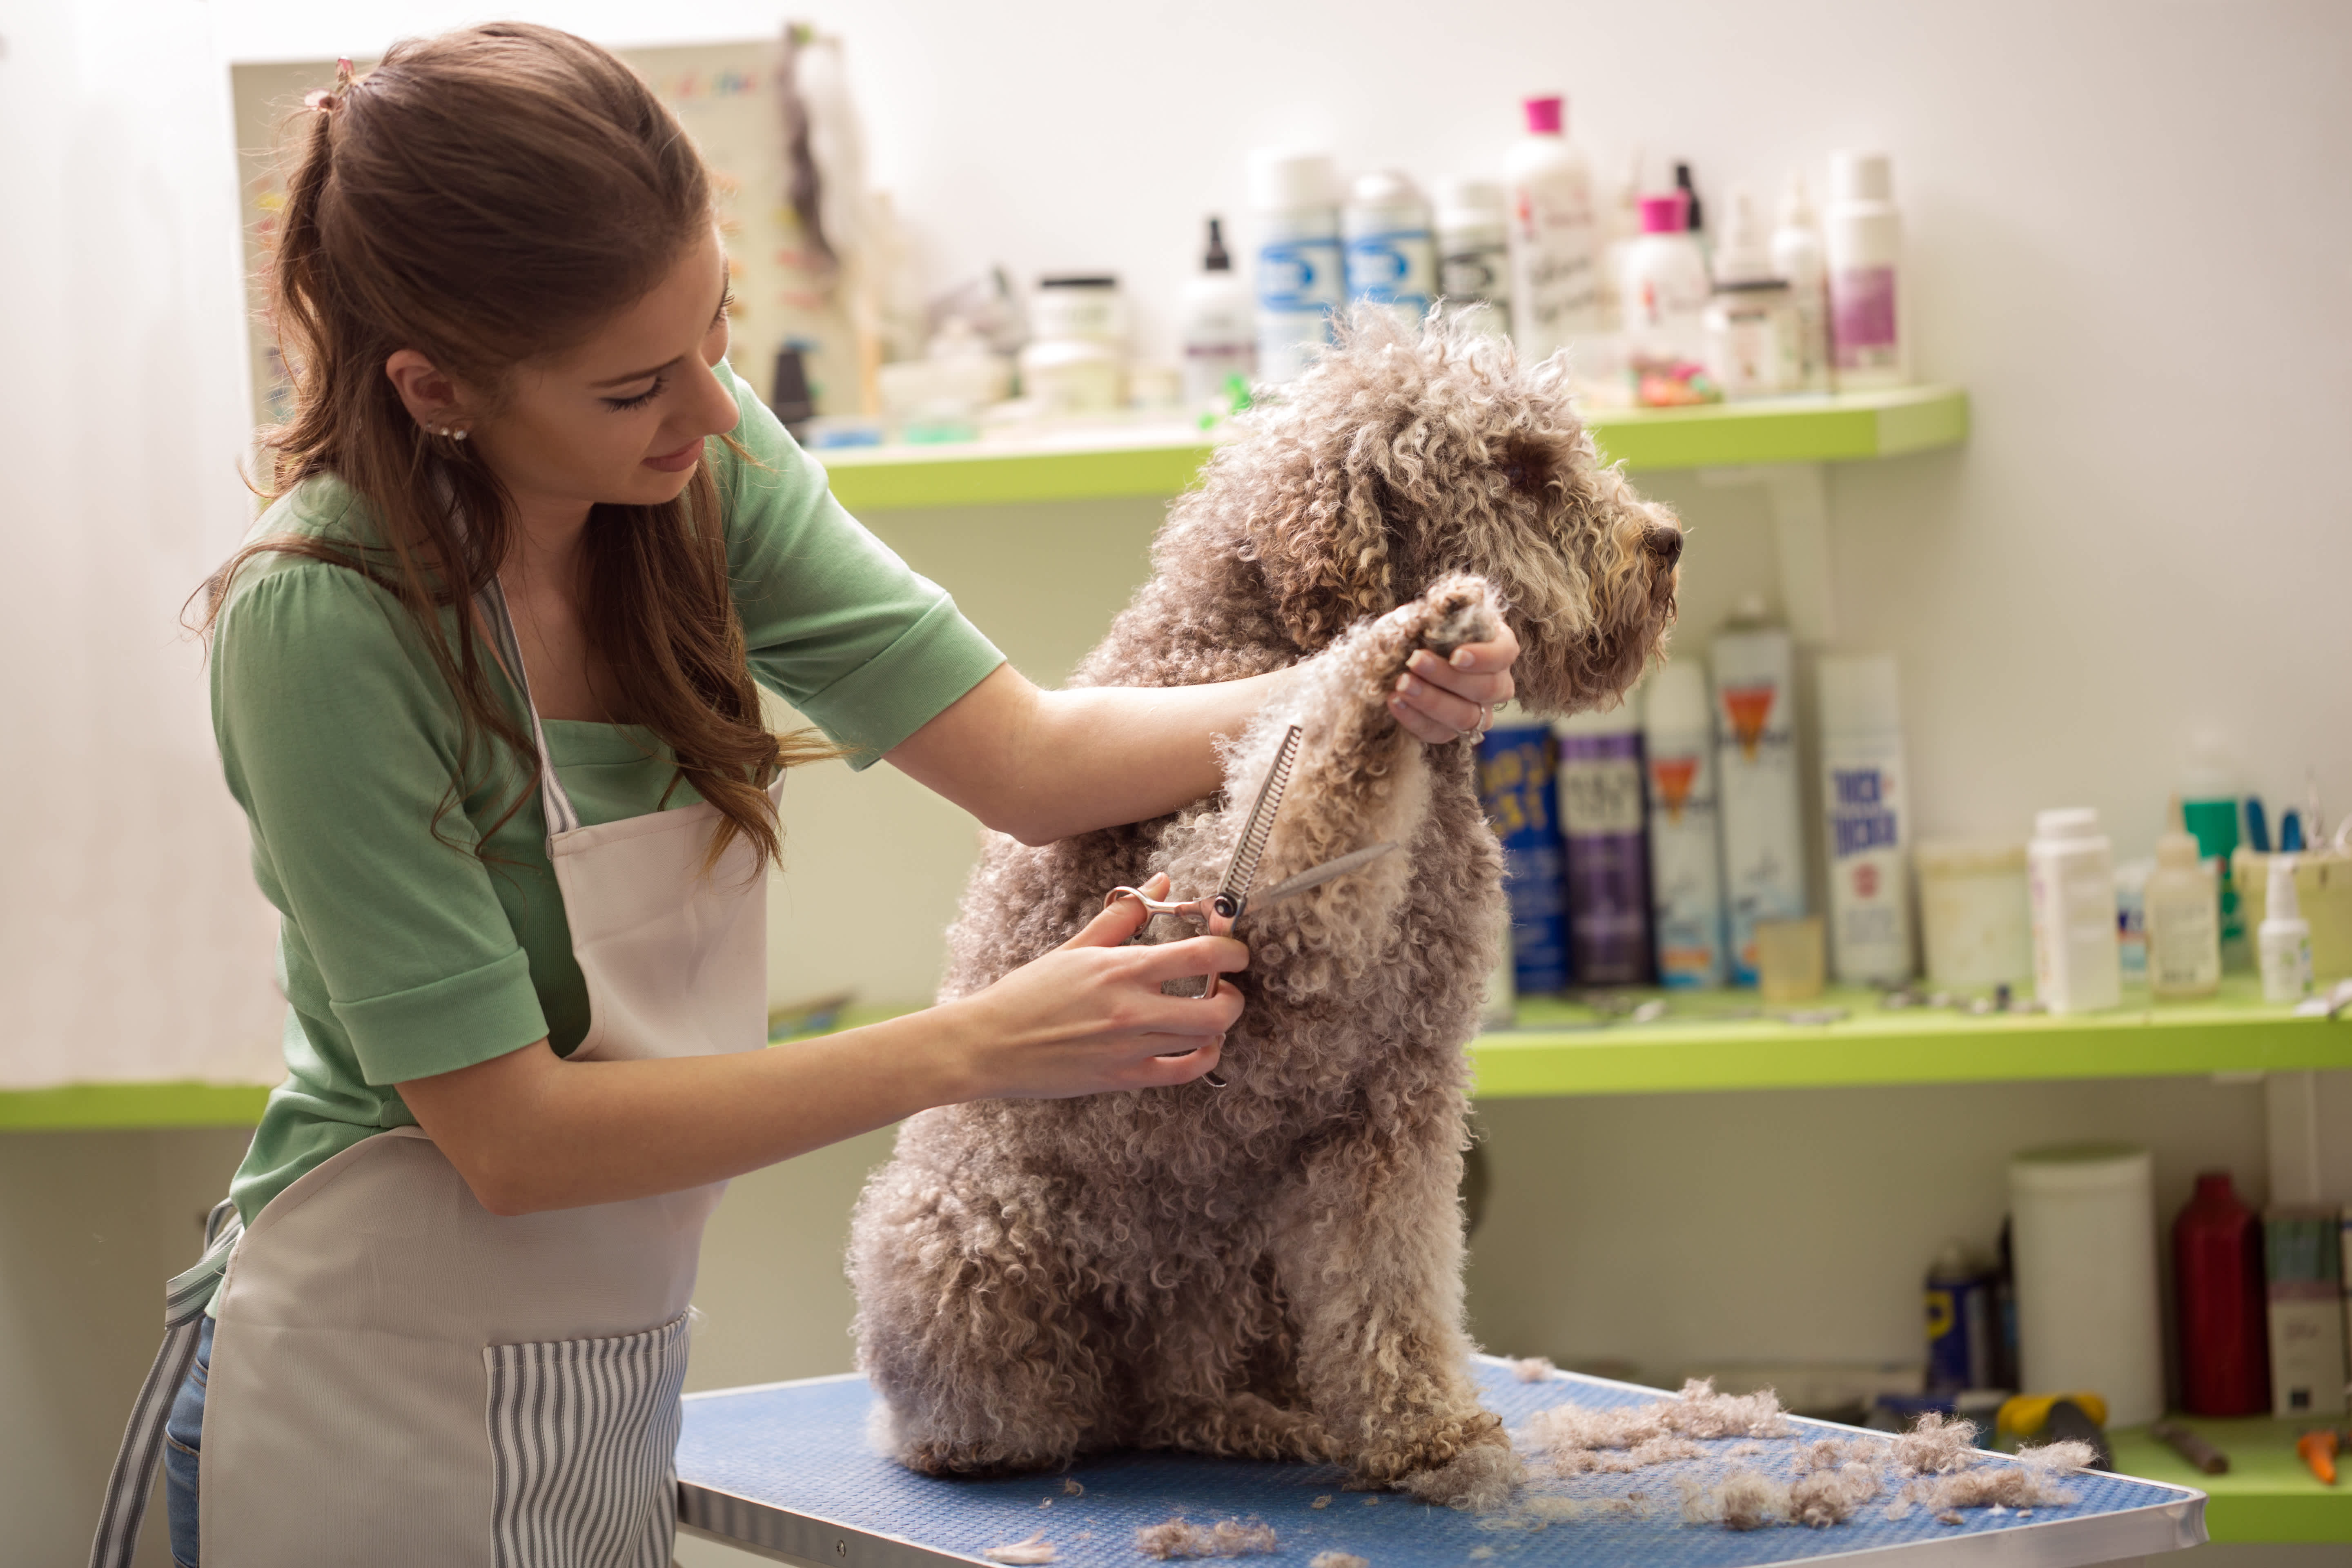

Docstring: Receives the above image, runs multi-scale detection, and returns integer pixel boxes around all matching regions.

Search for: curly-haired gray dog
[849,311,1682,1508]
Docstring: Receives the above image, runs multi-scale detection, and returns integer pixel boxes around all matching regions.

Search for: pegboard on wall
[229,38,859,433]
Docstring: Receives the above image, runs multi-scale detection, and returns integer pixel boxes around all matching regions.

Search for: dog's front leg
[1273,1114,1522,1510]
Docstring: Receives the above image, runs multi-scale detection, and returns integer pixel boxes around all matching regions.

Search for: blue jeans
[163,1316,211,1567]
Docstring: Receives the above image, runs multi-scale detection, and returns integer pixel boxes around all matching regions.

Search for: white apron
[94,579,778,1568]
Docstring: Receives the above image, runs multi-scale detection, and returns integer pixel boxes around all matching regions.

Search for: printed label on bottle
[1345,229,1435,314]
[1830,265,1898,369]
[1510,187,1601,351]
[1256,238,1345,314]
[2147,889,2219,991]
[1440,241,1508,305]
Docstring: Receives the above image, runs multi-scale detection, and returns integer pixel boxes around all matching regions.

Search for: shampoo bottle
[2259,855,2313,1003]
[1343,170,1437,333]
[1825,151,1909,388]
[1503,95,1602,364]
[2027,807,2122,1013]
[1818,654,1914,986]
[1771,172,1831,393]
[1711,603,1806,985]
[1556,704,1653,986]
[1435,178,1512,337]
[2144,805,2222,998]
[1248,149,1343,385]
[1642,662,1728,987]
[1178,217,1256,408]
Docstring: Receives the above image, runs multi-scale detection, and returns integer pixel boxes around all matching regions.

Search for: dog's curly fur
[849,312,1682,1507]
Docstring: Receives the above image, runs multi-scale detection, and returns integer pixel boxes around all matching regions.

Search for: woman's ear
[1245,455,1398,650]
[383,349,471,434]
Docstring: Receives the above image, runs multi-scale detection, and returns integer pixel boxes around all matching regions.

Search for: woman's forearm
[404,1009,977,1214]
[888,665,1291,846]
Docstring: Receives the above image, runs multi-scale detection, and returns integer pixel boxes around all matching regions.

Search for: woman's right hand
[940,874,1248,1099]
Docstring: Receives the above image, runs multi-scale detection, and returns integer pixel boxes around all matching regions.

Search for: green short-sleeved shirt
[212,358,1003,1250]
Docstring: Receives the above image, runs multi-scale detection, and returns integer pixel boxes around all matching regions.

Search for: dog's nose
[1644,524,1684,567]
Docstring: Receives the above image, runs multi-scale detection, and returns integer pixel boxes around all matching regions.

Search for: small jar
[1703,279,1802,399]
[1916,840,2031,994]
[1028,275,1128,347]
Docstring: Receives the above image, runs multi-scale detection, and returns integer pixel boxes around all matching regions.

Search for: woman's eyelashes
[604,376,667,412]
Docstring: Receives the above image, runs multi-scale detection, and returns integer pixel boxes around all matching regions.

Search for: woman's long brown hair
[207,22,830,870]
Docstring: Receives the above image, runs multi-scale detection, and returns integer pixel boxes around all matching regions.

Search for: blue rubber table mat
[678,1358,2203,1568]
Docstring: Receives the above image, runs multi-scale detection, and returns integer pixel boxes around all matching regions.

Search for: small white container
[1029,275,1127,347]
[1825,151,1909,388]
[2027,807,2123,1013]
[2010,1144,2165,1428]
[1016,338,1124,414]
[1248,149,1343,385]
[1343,169,1436,332]
[1916,840,2031,993]
[2144,826,2221,998]
[2260,854,2314,1002]
[1436,178,1511,338]
[1704,282,1802,400]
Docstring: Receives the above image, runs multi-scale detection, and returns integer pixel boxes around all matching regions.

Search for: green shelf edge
[2108,1417,2352,1543]
[0,1080,273,1131]
[818,386,1970,512]
[1472,978,2350,1098]
[14,978,2343,1129]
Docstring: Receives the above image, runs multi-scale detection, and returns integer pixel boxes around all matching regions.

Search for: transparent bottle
[2144,812,2222,999]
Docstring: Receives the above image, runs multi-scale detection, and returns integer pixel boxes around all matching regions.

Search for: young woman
[94,24,1515,1568]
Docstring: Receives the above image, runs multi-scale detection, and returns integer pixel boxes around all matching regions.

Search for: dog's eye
[1497,439,1552,496]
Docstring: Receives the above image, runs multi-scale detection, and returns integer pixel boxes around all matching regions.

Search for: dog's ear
[1243,458,1397,650]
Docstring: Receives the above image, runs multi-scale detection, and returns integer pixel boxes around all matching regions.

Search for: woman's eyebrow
[590,265,731,389]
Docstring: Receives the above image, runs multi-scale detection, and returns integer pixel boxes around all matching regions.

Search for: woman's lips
[644,438,702,472]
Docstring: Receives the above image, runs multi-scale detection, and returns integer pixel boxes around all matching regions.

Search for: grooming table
[677,1358,2205,1568]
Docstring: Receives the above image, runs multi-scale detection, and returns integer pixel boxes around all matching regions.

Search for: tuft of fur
[1511,1357,1557,1382]
[984,1534,1056,1564]
[1921,1440,2093,1513]
[1521,1379,1791,1474]
[1309,1554,1368,1568]
[1891,1413,1981,1477]
[1134,1520,1278,1559]
[1787,1464,1883,1527]
[849,311,1679,1500]
[1679,1470,1786,1531]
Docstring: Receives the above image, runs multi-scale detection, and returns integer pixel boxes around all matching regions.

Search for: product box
[2264,1206,2349,1416]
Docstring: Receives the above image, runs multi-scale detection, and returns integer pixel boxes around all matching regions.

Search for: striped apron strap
[89,1197,245,1568]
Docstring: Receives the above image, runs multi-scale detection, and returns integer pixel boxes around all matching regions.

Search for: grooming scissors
[1103,723,1400,1086]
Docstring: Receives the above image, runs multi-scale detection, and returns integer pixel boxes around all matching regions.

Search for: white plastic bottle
[1503,95,1602,364]
[2143,813,2221,999]
[1818,654,1914,986]
[2259,854,2314,1003]
[1435,178,1511,338]
[2028,808,2123,1013]
[1642,662,1728,988]
[1825,151,1909,389]
[1343,170,1436,334]
[1771,172,1831,394]
[1711,603,1806,985]
[1178,217,1256,407]
[1703,187,1800,400]
[1619,193,1712,367]
[1248,149,1343,385]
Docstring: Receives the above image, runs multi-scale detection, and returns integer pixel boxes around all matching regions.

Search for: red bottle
[2173,1170,2270,1416]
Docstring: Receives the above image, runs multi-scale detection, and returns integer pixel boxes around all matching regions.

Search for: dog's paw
[1397,1441,1524,1513]
[1379,573,1504,661]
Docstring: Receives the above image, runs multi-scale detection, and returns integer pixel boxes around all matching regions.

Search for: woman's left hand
[1387,622,1521,744]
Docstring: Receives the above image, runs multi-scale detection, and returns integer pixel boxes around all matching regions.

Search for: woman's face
[396,227,742,516]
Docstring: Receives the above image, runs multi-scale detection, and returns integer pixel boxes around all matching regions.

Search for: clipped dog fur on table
[849,310,1684,1508]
